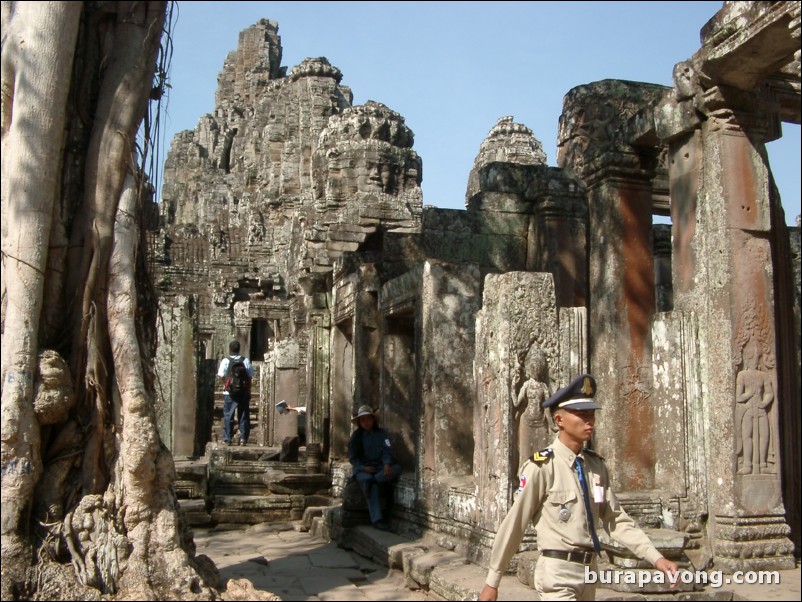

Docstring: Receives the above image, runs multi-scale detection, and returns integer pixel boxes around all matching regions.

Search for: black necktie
[575,456,601,553]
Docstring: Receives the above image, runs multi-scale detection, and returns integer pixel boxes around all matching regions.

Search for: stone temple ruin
[146,1,801,583]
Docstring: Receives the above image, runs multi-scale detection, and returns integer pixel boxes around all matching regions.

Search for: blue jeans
[355,464,402,524]
[223,393,250,444]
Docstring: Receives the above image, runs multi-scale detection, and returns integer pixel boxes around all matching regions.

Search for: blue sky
[156,1,800,224]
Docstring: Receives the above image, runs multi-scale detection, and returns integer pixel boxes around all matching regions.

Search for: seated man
[348,404,402,531]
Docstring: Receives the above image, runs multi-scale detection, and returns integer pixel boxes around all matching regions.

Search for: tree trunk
[1,2,275,599]
[1,1,83,592]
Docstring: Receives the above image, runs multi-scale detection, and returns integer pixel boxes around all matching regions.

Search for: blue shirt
[348,426,394,475]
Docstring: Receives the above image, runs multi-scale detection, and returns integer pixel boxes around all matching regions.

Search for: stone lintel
[581,151,656,188]
[623,101,667,148]
[332,283,357,325]
[762,69,801,125]
[380,268,422,317]
[535,196,587,221]
[325,240,360,254]
[699,1,800,92]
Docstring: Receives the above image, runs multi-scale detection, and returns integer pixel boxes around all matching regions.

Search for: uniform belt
[541,549,595,564]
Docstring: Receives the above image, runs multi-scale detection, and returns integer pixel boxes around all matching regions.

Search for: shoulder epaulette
[532,448,553,463]
[584,447,605,461]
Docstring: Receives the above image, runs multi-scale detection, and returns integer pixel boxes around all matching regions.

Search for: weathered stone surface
[340,525,413,568]
[177,498,212,527]
[474,272,559,534]
[407,549,464,589]
[557,79,668,181]
[604,528,689,568]
[466,116,547,203]
[697,1,800,91]
[515,551,539,588]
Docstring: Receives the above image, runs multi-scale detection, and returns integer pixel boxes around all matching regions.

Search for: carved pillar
[308,309,331,458]
[380,269,420,476]
[661,84,794,570]
[558,81,667,491]
[264,340,300,446]
[587,153,657,491]
[261,353,276,447]
[651,310,706,553]
[355,264,381,411]
[701,88,792,570]
[233,300,251,354]
[154,295,199,456]
[653,224,673,312]
[558,306,588,385]
[474,272,559,534]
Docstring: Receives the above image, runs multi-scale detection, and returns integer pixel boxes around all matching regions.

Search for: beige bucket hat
[352,404,377,423]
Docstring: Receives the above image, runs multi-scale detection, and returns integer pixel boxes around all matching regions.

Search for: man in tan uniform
[478,374,678,601]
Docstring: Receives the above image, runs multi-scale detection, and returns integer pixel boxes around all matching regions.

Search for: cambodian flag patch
[517,474,527,493]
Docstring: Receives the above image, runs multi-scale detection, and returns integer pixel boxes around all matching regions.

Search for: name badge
[593,475,604,503]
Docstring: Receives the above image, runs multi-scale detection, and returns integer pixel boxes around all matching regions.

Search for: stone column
[558,81,668,491]
[699,88,792,570]
[329,270,357,462]
[380,268,421,479]
[154,295,199,456]
[419,261,482,509]
[307,310,331,457]
[355,264,381,412]
[473,272,559,534]
[651,310,706,552]
[558,306,588,386]
[260,352,276,447]
[660,84,794,570]
[653,224,673,312]
[233,300,251,355]
[586,154,657,490]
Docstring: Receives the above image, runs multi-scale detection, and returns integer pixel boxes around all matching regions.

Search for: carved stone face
[742,341,760,370]
[318,143,413,199]
[524,345,548,381]
[314,101,422,202]
[361,149,394,194]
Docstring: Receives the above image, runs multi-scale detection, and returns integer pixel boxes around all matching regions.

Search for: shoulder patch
[532,448,553,463]
[584,448,605,461]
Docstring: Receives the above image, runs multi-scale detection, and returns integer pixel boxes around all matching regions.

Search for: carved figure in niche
[248,211,265,245]
[210,228,228,258]
[513,344,550,468]
[735,339,774,475]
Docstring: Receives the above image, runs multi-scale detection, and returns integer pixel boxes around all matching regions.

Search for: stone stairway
[176,441,331,526]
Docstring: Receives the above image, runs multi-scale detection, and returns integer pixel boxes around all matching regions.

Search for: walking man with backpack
[217,340,254,446]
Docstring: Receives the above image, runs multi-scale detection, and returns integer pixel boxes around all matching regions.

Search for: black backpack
[227,356,251,397]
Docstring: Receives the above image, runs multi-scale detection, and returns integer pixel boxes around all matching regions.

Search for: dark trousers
[223,393,250,443]
[355,464,402,523]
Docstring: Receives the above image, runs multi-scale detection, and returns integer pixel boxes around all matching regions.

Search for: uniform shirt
[485,436,664,588]
[216,355,254,394]
[348,426,394,476]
